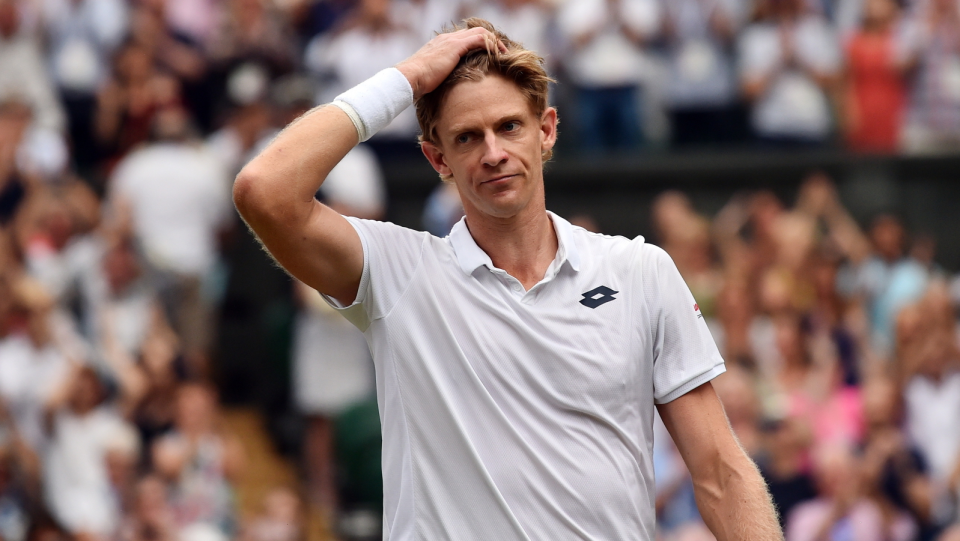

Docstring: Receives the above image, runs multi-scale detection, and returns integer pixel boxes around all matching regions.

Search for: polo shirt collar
[449,211,581,275]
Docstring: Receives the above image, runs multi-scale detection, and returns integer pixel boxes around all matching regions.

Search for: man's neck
[464,202,558,291]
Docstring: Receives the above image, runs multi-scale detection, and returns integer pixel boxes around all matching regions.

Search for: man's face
[422,75,557,221]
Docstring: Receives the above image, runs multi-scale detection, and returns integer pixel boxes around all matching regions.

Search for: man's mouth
[481,174,516,185]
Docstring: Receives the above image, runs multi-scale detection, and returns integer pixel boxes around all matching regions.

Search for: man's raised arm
[233,27,504,305]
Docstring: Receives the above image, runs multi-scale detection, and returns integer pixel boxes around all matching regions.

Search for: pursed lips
[481,174,517,185]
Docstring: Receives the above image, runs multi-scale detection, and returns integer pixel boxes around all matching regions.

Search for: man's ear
[421,141,453,178]
[540,107,558,153]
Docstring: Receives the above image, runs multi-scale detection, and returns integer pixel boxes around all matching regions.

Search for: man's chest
[388,265,652,417]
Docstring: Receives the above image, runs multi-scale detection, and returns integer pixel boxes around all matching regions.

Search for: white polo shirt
[328,212,725,540]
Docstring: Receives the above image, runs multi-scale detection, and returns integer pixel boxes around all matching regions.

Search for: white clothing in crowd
[556,0,662,88]
[391,0,464,43]
[738,15,841,140]
[317,144,386,218]
[109,142,232,277]
[43,407,131,536]
[0,332,72,451]
[466,0,554,69]
[305,25,421,139]
[41,0,128,95]
[905,372,960,482]
[662,0,742,109]
[0,31,66,134]
[293,288,374,416]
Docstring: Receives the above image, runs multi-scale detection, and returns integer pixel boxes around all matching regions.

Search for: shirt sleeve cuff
[654,363,727,405]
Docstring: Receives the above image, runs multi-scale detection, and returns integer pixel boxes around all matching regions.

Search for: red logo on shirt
[693,303,700,312]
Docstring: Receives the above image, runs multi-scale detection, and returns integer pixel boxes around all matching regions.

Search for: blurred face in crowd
[774,315,808,367]
[918,329,956,378]
[869,214,904,262]
[749,191,783,242]
[812,444,861,500]
[421,75,558,221]
[105,447,138,490]
[863,0,898,29]
[135,475,171,522]
[116,43,154,84]
[652,191,693,245]
[862,378,899,429]
[141,327,179,380]
[176,384,217,436]
[103,241,142,294]
[360,0,391,25]
[69,368,106,415]
[769,0,805,20]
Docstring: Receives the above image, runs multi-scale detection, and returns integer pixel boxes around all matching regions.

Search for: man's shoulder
[346,217,437,261]
[571,226,660,265]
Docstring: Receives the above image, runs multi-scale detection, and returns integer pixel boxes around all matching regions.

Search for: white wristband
[332,68,414,142]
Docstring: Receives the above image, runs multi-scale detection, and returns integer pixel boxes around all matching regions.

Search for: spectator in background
[19,184,102,309]
[0,277,77,454]
[859,376,938,540]
[240,488,302,541]
[207,0,298,76]
[760,416,818,528]
[42,366,137,539]
[900,0,960,153]
[463,0,553,69]
[739,0,841,146]
[556,0,661,152]
[306,0,421,151]
[842,0,908,153]
[422,181,464,237]
[95,39,182,172]
[391,0,463,44]
[0,100,31,227]
[127,0,212,131]
[115,475,179,541]
[0,0,66,138]
[40,0,128,172]
[902,318,960,528]
[152,383,243,536]
[662,0,744,147]
[786,443,916,541]
[839,213,930,355]
[164,0,220,49]
[108,107,231,376]
[0,435,30,541]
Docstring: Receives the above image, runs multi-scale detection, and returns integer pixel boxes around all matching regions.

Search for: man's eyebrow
[445,112,527,135]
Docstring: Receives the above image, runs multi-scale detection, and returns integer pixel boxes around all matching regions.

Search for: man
[235,18,783,540]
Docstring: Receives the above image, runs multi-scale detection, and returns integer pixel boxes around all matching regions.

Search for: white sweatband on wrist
[331,68,414,142]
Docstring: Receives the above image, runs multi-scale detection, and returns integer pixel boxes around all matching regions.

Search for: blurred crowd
[650,173,960,541]
[0,0,958,541]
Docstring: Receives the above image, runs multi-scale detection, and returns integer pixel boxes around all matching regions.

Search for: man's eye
[503,122,519,132]
[456,134,471,144]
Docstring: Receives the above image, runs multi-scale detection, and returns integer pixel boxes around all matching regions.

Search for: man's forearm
[693,448,783,541]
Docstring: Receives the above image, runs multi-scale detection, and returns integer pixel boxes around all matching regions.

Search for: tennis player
[234,18,783,541]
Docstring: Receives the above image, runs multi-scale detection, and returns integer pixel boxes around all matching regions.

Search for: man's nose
[480,132,508,167]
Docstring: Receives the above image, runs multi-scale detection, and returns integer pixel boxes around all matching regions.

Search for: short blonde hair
[415,18,555,165]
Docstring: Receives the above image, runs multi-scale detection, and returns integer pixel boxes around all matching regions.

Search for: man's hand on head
[397,27,507,100]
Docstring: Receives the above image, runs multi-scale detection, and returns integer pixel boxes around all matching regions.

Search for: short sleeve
[322,218,426,331]
[641,244,725,404]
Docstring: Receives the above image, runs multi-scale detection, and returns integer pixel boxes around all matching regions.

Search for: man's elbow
[233,164,282,226]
